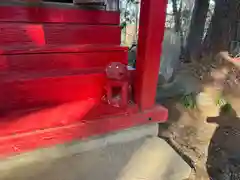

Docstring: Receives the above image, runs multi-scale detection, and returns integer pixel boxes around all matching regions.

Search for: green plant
[221,103,233,113]
[216,97,227,107]
[180,93,196,109]
[216,97,233,114]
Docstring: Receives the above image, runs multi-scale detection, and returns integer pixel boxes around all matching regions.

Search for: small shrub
[180,93,197,109]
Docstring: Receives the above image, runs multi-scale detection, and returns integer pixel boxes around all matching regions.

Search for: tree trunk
[203,0,239,57]
[185,0,209,61]
[172,0,181,33]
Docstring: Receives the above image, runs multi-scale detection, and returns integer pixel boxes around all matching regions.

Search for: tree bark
[203,0,239,57]
[185,0,209,61]
[172,0,181,33]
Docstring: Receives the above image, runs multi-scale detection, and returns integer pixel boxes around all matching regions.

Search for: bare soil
[157,55,240,180]
[159,97,240,180]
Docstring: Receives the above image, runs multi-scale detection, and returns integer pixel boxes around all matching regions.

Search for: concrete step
[0,124,191,180]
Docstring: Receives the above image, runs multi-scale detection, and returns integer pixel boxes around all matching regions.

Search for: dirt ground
[157,82,240,180]
[157,54,240,180]
[158,96,240,180]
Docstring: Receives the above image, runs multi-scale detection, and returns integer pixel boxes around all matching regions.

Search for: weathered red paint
[0,2,168,156]
[0,72,106,112]
[134,0,167,110]
[0,104,167,157]
[0,23,120,46]
[105,80,129,107]
[0,5,119,24]
[0,47,128,72]
[0,45,128,55]
[105,62,130,107]
[0,99,97,137]
[0,44,128,112]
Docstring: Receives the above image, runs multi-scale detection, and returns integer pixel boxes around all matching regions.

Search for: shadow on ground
[157,99,197,171]
[206,105,240,180]
[157,98,182,131]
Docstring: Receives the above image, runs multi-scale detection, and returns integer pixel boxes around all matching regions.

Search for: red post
[134,0,167,110]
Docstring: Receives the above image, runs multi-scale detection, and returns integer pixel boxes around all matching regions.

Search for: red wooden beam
[0,5,119,24]
[0,23,121,46]
[0,104,167,157]
[0,72,106,111]
[134,0,167,110]
[0,51,127,72]
[0,45,128,55]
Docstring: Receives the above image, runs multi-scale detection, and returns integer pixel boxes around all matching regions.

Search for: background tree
[171,0,182,33]
[120,0,139,44]
[184,0,240,61]
[185,0,209,61]
[203,0,240,57]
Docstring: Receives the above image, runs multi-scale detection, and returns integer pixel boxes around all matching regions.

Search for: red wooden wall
[0,5,127,112]
[0,2,168,156]
[0,5,121,46]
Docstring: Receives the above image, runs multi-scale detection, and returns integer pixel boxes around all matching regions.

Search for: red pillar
[134,0,167,110]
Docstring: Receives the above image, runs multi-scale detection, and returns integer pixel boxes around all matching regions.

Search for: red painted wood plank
[0,6,120,24]
[0,100,98,137]
[0,103,137,138]
[0,72,106,111]
[0,51,128,72]
[0,104,168,156]
[0,23,45,46]
[134,0,167,110]
[0,23,121,46]
[45,24,121,45]
[84,103,139,120]
[0,44,128,55]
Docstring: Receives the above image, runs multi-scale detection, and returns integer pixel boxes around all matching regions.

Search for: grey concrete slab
[0,124,191,180]
[117,137,191,180]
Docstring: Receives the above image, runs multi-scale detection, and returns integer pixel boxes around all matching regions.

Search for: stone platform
[0,124,191,180]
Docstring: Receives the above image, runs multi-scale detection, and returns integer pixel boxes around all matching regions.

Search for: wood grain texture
[0,72,106,111]
[0,44,128,54]
[0,2,167,158]
[0,51,127,72]
[0,23,121,46]
[0,5,120,24]
[134,0,167,110]
[0,104,167,156]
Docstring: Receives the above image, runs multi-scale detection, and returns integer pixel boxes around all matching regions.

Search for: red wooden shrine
[0,0,168,156]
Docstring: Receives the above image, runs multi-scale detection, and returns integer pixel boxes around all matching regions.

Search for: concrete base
[0,124,191,180]
[117,137,191,180]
